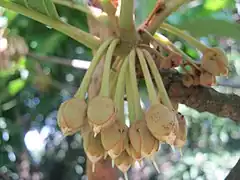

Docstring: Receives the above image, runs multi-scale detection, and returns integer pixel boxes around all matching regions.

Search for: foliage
[0,0,240,179]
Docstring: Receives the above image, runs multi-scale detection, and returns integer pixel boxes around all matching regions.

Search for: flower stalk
[119,0,138,42]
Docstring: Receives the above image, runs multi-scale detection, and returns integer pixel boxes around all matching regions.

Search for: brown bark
[161,70,240,122]
[225,158,240,180]
[86,158,119,180]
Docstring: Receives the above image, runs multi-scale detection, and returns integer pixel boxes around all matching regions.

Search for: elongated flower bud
[83,131,105,172]
[129,120,159,158]
[101,120,128,159]
[145,103,176,144]
[125,139,142,160]
[115,150,133,173]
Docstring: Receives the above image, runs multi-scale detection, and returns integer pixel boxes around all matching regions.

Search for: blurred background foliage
[0,0,240,179]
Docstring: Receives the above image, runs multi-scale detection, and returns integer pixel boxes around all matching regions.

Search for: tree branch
[162,70,240,122]
[145,0,189,35]
[100,0,119,35]
[225,158,240,180]
[27,52,240,122]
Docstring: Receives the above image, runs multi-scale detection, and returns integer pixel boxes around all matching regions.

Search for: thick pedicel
[83,131,105,172]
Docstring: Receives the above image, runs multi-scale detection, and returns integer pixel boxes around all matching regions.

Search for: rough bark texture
[161,70,240,122]
[225,158,240,180]
[86,158,119,180]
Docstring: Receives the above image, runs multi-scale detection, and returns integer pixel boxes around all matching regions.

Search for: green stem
[136,48,158,105]
[119,0,137,41]
[140,23,199,69]
[146,0,189,35]
[109,70,118,98]
[110,58,124,98]
[142,49,173,110]
[128,49,142,120]
[74,37,114,99]
[139,30,167,58]
[0,1,100,50]
[113,58,125,122]
[140,28,157,40]
[140,29,164,49]
[138,44,164,60]
[99,38,119,96]
[160,23,207,52]
[153,32,201,70]
[119,82,125,123]
[119,0,134,29]
[126,66,135,123]
[114,57,129,119]
[100,0,119,35]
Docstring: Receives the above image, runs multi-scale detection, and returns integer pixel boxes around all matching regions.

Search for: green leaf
[204,0,233,11]
[12,0,59,19]
[135,0,157,26]
[0,1,100,49]
[185,48,198,58]
[167,3,233,25]
[3,9,18,22]
[176,18,240,41]
[7,78,26,96]
[43,0,59,19]
[35,32,67,54]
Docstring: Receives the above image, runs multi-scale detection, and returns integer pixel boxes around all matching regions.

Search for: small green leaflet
[12,0,59,19]
[8,78,26,96]
[204,0,232,11]
[135,0,157,26]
